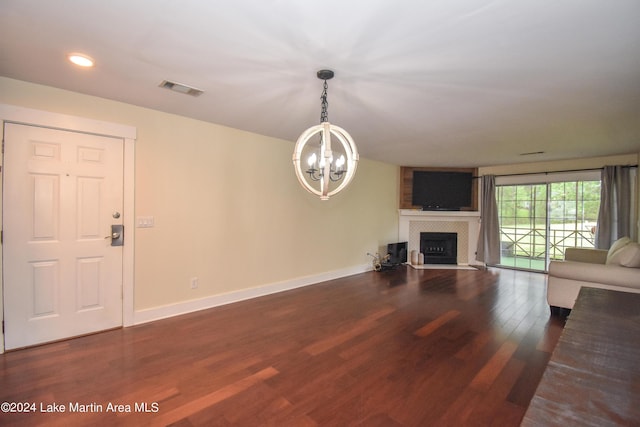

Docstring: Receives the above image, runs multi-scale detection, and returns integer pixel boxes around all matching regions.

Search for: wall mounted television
[410,170,475,211]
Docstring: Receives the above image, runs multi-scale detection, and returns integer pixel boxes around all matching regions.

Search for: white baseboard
[133,263,371,325]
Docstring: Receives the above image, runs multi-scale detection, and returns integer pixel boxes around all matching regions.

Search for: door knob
[105,225,124,246]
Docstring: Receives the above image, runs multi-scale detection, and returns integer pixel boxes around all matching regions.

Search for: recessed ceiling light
[68,53,95,68]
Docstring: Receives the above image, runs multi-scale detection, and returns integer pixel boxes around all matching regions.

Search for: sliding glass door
[495,172,601,272]
[497,184,548,270]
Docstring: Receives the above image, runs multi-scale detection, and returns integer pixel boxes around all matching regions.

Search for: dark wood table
[522,287,640,426]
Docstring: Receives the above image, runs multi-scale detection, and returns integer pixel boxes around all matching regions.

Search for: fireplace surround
[398,210,481,266]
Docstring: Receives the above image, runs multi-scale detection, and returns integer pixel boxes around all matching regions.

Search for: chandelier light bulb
[307,152,317,167]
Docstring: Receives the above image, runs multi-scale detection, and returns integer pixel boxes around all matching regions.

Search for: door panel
[33,173,60,239]
[32,260,59,317]
[3,123,124,349]
[77,257,103,310]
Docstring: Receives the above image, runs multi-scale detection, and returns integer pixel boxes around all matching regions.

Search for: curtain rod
[477,164,638,178]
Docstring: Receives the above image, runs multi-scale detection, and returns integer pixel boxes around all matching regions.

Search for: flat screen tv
[411,171,473,211]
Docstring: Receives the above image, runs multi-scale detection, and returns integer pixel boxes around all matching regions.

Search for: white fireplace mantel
[398,209,481,265]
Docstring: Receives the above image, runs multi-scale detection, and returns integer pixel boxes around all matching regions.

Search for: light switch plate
[136,216,155,228]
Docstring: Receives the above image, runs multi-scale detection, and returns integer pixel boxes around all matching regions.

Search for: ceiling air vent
[159,80,204,97]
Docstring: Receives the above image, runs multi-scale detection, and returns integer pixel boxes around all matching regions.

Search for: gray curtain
[476,175,501,265]
[595,165,635,249]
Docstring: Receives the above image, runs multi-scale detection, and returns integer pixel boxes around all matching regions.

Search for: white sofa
[547,237,640,311]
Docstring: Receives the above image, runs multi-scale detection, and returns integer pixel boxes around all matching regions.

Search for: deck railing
[500,227,596,267]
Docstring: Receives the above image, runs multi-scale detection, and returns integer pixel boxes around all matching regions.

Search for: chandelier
[292,70,359,200]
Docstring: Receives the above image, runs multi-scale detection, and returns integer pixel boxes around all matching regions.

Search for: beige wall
[0,77,400,313]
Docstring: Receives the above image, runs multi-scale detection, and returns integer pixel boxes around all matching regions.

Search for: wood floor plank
[302,306,396,356]
[0,267,564,426]
[470,341,519,391]
[413,309,461,337]
[154,367,279,425]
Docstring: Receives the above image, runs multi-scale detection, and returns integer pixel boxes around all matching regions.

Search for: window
[495,171,601,272]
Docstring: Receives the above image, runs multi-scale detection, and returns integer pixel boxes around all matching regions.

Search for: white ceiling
[1,0,639,167]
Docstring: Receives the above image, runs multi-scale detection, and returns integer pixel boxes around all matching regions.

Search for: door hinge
[2,321,4,334]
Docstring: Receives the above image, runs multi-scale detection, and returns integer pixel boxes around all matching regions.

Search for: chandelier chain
[320,79,329,123]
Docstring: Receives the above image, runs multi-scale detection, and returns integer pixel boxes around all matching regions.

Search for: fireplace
[399,210,480,266]
[420,232,457,264]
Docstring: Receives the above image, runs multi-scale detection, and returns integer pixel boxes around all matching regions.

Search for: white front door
[3,123,124,350]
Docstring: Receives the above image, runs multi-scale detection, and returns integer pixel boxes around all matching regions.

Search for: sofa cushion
[619,242,640,268]
[606,237,631,265]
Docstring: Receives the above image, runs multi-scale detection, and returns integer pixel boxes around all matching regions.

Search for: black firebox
[420,232,457,264]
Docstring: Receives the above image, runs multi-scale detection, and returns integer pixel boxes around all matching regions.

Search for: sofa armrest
[549,260,640,289]
[564,247,607,264]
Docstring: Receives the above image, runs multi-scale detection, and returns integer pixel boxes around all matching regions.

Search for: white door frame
[0,104,136,353]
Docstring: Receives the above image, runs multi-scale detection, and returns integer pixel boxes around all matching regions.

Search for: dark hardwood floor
[0,266,565,426]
